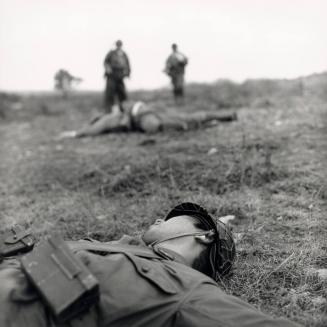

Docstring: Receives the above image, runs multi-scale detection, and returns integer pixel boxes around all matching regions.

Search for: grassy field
[0,76,326,326]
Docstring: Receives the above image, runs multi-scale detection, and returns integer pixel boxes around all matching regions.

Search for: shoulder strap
[66,240,162,260]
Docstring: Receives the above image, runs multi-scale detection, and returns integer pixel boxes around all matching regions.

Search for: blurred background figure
[54,69,82,98]
[164,43,188,105]
[103,40,131,113]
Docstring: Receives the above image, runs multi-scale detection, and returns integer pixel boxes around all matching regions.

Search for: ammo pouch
[0,226,35,261]
[20,233,99,323]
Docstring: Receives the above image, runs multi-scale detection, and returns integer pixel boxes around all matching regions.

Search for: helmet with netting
[165,202,236,281]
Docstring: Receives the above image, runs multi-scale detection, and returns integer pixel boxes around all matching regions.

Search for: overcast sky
[0,0,326,91]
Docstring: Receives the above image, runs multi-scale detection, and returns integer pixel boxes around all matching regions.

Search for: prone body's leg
[161,110,237,131]
[200,111,237,123]
[157,114,188,131]
[183,111,236,125]
[75,112,126,137]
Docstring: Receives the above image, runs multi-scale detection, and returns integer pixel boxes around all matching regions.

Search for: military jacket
[104,49,130,79]
[165,52,188,77]
[0,236,301,327]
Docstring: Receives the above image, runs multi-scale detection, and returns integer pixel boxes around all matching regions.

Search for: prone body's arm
[177,283,301,327]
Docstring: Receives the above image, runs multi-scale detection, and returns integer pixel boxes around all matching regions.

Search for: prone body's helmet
[165,202,236,281]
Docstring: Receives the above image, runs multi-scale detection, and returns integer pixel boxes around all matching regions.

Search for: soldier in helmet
[164,43,188,105]
[0,202,300,326]
[103,40,131,113]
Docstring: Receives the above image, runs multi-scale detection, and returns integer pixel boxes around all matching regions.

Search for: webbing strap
[66,241,162,260]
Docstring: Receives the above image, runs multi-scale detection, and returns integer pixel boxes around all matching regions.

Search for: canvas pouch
[20,233,99,323]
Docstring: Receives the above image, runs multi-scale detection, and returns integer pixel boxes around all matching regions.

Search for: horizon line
[1,70,326,94]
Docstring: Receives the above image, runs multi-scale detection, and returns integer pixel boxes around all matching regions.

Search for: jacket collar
[152,245,188,265]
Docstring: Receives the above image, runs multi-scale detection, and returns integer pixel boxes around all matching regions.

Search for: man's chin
[141,231,155,245]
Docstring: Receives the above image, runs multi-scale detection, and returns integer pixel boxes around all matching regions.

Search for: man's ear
[154,219,164,225]
[194,230,215,245]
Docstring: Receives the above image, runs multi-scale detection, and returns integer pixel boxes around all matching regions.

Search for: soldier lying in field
[0,202,300,327]
[59,101,237,138]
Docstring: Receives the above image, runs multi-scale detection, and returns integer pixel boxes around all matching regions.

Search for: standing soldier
[103,40,131,113]
[164,43,188,105]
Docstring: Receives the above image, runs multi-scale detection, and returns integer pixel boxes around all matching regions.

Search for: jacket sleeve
[104,51,112,65]
[183,55,188,66]
[164,57,171,75]
[175,283,301,327]
[124,53,131,76]
[103,51,113,75]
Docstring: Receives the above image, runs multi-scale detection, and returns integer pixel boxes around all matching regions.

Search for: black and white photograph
[0,0,326,326]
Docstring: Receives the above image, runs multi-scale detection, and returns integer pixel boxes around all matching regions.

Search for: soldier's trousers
[104,75,127,113]
[171,74,185,99]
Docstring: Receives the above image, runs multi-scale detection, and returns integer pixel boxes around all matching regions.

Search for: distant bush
[130,72,327,110]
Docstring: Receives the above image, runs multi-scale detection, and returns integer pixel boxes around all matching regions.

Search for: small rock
[55,145,63,151]
[317,269,327,280]
[306,268,327,281]
[124,165,131,173]
[207,147,218,155]
[233,232,244,244]
[275,120,282,126]
[312,296,326,307]
[276,216,283,221]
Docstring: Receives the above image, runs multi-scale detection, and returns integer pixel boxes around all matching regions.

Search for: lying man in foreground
[0,202,300,326]
[59,101,237,137]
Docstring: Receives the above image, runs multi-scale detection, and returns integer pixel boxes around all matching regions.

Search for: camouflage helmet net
[165,202,236,281]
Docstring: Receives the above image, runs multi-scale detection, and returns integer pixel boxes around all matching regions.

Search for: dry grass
[0,79,326,326]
